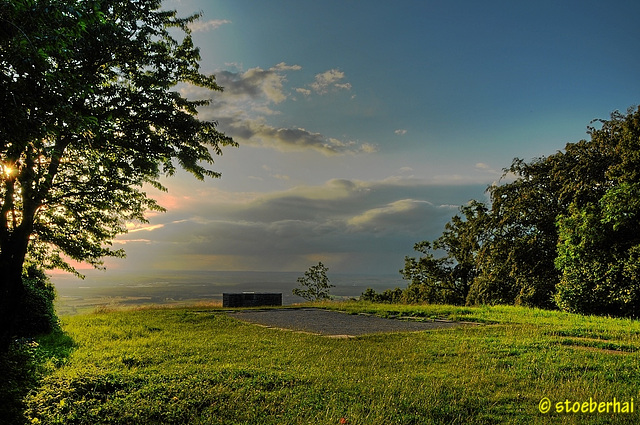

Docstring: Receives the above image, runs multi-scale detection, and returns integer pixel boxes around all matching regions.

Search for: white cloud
[188,19,231,32]
[395,129,407,135]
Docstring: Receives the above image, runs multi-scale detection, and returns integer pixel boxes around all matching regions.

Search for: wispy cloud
[112,239,152,245]
[475,162,500,175]
[270,62,302,71]
[188,19,231,32]
[126,223,165,233]
[394,129,407,135]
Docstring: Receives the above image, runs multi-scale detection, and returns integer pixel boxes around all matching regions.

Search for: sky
[53,0,640,285]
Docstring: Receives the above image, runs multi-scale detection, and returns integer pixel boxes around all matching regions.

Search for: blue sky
[53,0,640,283]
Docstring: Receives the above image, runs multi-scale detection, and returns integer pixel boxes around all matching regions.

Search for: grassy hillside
[3,302,640,424]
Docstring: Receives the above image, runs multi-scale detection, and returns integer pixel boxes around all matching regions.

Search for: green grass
[5,302,640,424]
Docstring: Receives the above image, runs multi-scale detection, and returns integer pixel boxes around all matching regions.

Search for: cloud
[261,165,290,181]
[307,69,352,95]
[334,83,353,90]
[216,67,294,104]
[108,178,486,273]
[347,199,445,233]
[112,239,152,245]
[395,129,407,135]
[359,143,378,153]
[188,19,231,32]
[270,62,302,71]
[272,174,290,181]
[475,162,500,175]
[218,116,376,155]
[192,63,372,156]
[126,223,165,233]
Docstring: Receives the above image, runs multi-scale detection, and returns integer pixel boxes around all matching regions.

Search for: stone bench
[223,292,282,308]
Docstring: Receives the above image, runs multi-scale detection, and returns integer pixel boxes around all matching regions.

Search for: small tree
[292,262,334,301]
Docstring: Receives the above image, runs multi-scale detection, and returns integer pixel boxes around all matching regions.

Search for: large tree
[403,106,640,315]
[468,117,629,308]
[0,0,235,349]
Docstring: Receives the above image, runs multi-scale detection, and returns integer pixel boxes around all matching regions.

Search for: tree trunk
[0,147,57,352]
[0,221,32,352]
[0,254,26,352]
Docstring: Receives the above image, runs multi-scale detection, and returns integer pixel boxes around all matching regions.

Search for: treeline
[363,106,640,317]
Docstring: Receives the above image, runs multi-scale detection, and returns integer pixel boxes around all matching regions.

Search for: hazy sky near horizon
[53,0,640,283]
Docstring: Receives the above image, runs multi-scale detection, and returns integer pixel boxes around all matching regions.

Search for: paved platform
[228,308,466,337]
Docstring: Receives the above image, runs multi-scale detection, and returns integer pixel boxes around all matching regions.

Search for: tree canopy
[396,106,640,317]
[0,0,235,348]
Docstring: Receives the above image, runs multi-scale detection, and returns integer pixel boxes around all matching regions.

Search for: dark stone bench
[223,292,282,308]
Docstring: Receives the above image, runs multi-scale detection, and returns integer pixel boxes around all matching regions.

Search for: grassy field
[3,302,640,424]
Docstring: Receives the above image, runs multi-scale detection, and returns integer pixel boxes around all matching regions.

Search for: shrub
[360,287,404,303]
[12,265,59,337]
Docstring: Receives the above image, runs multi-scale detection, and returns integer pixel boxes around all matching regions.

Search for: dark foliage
[12,265,59,337]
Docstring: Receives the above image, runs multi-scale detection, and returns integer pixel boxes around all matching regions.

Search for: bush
[12,265,59,337]
[360,287,404,303]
